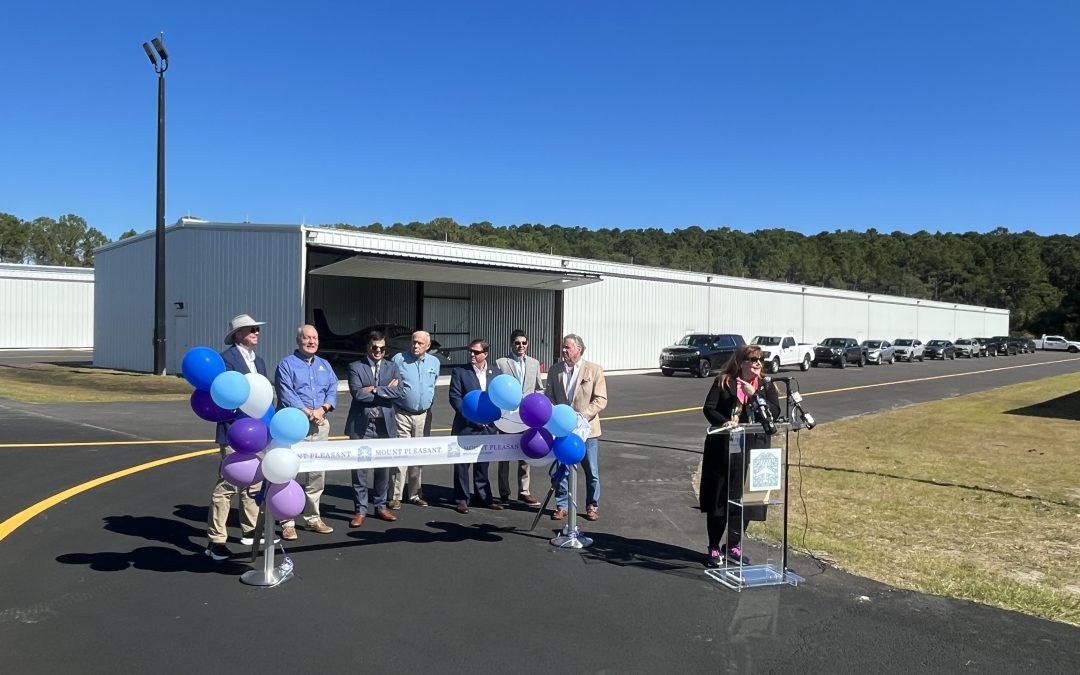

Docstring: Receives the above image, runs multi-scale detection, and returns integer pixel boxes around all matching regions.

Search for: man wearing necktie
[544,333,607,522]
[495,329,544,505]
[344,330,401,527]
[448,338,503,514]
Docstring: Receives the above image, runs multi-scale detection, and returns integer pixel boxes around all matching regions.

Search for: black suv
[987,336,1016,356]
[814,338,865,368]
[660,334,745,378]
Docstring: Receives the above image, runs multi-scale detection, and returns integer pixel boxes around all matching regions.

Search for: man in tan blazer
[544,333,607,521]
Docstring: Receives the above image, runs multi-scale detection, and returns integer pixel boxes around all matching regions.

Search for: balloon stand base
[240,565,293,587]
[551,526,592,549]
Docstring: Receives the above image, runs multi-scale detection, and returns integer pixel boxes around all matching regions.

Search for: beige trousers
[207,445,261,543]
[389,408,431,500]
[281,421,330,527]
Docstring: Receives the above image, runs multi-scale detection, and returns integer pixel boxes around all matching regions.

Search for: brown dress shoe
[585,505,599,521]
[520,493,540,506]
[349,514,365,528]
[486,501,504,511]
[281,526,298,541]
[388,499,402,510]
[551,508,567,520]
[409,496,429,507]
[373,507,397,522]
[307,519,335,534]
[454,503,470,514]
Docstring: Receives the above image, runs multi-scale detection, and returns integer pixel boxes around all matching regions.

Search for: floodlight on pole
[143,33,168,375]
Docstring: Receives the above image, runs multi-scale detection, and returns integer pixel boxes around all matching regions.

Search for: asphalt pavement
[1,350,1079,673]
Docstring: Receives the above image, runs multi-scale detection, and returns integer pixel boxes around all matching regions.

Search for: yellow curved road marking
[0,448,216,542]
[2,356,1077,541]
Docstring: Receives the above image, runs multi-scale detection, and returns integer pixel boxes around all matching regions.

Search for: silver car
[892,338,924,362]
[862,340,896,365]
[954,338,983,358]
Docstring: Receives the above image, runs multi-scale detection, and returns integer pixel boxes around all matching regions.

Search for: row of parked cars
[659,332,1044,377]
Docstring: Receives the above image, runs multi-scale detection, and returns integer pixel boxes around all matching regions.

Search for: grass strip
[0,363,191,403]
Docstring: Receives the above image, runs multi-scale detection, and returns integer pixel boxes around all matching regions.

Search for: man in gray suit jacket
[344,330,401,527]
[495,329,544,505]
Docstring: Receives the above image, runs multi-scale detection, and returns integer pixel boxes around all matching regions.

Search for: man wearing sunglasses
[344,331,401,527]
[205,313,268,561]
[495,329,544,505]
[448,338,502,513]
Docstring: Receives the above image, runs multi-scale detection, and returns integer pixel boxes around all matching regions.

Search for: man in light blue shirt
[388,330,440,508]
[275,324,338,540]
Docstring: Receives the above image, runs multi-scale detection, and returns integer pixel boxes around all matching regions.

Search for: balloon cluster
[461,374,586,466]
[182,347,310,520]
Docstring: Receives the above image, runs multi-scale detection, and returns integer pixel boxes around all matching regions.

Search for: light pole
[142,36,168,375]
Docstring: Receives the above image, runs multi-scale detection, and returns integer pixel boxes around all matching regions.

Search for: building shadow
[1005,390,1080,422]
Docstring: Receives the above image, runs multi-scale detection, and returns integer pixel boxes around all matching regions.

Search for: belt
[393,405,428,415]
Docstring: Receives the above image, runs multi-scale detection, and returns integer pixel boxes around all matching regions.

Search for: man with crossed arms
[495,328,543,506]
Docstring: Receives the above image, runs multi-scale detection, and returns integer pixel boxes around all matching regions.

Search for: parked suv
[988,336,1016,356]
[861,340,895,365]
[892,338,924,362]
[660,333,745,378]
[814,338,865,368]
[953,338,982,358]
[924,339,956,360]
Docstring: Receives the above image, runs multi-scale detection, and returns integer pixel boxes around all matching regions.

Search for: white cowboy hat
[224,313,265,345]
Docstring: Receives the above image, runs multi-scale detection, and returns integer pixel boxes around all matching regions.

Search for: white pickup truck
[751,336,815,373]
[1039,335,1080,353]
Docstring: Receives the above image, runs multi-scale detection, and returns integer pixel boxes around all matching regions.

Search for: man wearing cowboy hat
[204,313,269,561]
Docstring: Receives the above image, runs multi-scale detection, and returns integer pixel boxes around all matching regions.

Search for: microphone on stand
[763,376,816,429]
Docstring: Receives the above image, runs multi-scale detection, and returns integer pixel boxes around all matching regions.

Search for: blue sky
[1,1,1077,240]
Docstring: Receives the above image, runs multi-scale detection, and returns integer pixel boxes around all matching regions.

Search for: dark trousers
[351,417,390,515]
[453,462,493,505]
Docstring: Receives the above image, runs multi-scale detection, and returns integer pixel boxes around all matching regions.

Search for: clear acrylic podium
[704,422,804,590]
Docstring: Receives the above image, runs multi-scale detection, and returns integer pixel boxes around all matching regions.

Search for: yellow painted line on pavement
[2,356,1076,541]
[0,447,217,543]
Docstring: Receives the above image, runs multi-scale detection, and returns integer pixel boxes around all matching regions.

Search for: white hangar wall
[94,221,305,374]
[0,263,94,349]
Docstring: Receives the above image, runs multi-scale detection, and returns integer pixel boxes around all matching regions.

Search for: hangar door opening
[304,247,579,372]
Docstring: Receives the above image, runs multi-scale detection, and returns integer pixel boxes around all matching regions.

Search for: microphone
[751,392,778,435]
[789,390,816,429]
[762,375,791,384]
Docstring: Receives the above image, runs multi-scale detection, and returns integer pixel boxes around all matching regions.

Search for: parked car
[660,333,745,377]
[953,338,982,358]
[892,338,925,362]
[814,338,865,368]
[1024,338,1037,353]
[971,337,991,357]
[986,336,1015,356]
[924,339,956,360]
[750,335,815,373]
[1039,334,1080,353]
[861,340,895,365]
[1007,337,1030,354]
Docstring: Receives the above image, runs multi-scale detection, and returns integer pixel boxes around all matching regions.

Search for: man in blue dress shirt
[388,330,440,509]
[275,324,338,541]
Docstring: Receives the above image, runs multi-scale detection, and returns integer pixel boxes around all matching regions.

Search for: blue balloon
[182,347,226,391]
[552,434,586,465]
[269,407,310,445]
[462,390,501,425]
[487,374,523,411]
[259,406,275,426]
[210,371,250,410]
[546,404,578,437]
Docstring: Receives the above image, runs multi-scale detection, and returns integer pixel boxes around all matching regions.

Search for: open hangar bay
[1,350,1078,673]
[91,219,1009,375]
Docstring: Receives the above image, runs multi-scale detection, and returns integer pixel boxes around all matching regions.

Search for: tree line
[330,218,1079,337]
[3,211,1076,336]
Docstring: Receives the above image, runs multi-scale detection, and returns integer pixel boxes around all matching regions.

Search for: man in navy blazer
[205,313,268,561]
[447,338,503,514]
[344,330,402,527]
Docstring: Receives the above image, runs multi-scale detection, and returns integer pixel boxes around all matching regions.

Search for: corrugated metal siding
[469,285,557,366]
[93,236,155,371]
[307,275,417,332]
[918,305,955,340]
[94,224,303,374]
[744,289,804,338]
[804,294,869,343]
[0,264,94,348]
[870,301,918,340]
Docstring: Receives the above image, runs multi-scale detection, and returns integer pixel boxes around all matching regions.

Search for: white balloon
[261,446,301,484]
[494,409,530,434]
[523,450,554,467]
[240,373,275,418]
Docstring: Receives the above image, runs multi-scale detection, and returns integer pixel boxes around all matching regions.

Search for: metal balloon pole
[551,465,592,549]
[240,490,294,587]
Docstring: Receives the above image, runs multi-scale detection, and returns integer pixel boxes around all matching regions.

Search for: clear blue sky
[1,1,1077,240]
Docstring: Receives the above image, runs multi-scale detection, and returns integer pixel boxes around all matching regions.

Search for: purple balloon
[228,417,271,454]
[520,428,554,459]
[519,392,553,428]
[220,452,263,488]
[267,480,305,520]
[190,389,238,423]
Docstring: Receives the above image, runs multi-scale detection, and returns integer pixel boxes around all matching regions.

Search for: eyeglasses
[370,345,386,352]
[746,357,763,364]
[513,341,528,346]
[469,349,487,355]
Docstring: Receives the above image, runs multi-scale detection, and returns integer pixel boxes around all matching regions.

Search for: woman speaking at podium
[699,344,780,568]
